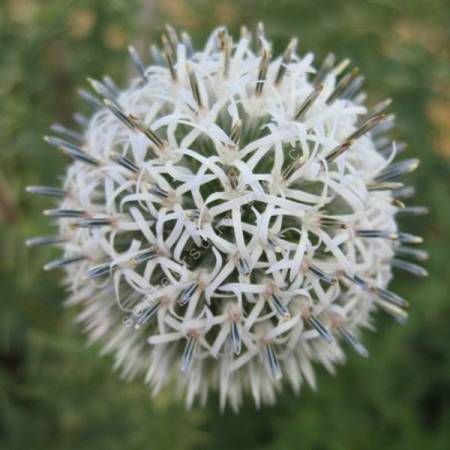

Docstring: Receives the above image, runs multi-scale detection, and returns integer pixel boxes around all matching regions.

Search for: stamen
[275,38,297,85]
[270,294,291,318]
[230,321,241,355]
[266,343,282,380]
[73,113,89,127]
[186,63,202,108]
[345,274,408,310]
[133,301,160,329]
[238,258,251,277]
[255,48,271,95]
[314,53,336,86]
[339,328,368,357]
[379,141,407,157]
[240,25,250,40]
[25,236,67,247]
[128,45,147,80]
[373,287,408,308]
[267,237,282,253]
[341,75,364,99]
[149,185,168,199]
[180,336,196,373]
[377,300,408,324]
[164,24,179,52]
[372,113,395,135]
[367,182,403,191]
[128,114,165,149]
[392,198,405,209]
[150,45,164,66]
[375,137,390,150]
[346,274,409,308]
[102,75,119,96]
[319,217,347,229]
[308,264,337,284]
[50,123,83,142]
[44,209,85,218]
[395,206,429,216]
[346,274,370,290]
[256,22,266,50]
[305,316,335,344]
[397,232,423,244]
[218,28,232,78]
[356,230,398,240]
[227,168,239,189]
[78,88,103,109]
[44,255,85,271]
[346,114,386,142]
[110,153,139,173]
[361,98,392,124]
[392,186,415,199]
[179,283,197,306]
[103,99,134,129]
[86,262,113,279]
[161,35,177,81]
[217,27,227,49]
[375,159,420,182]
[333,58,351,76]
[74,218,112,228]
[392,195,406,210]
[282,155,304,179]
[44,135,82,152]
[325,139,355,163]
[132,248,157,265]
[87,78,118,104]
[26,186,66,198]
[188,209,200,220]
[59,146,99,166]
[294,84,324,121]
[230,120,241,146]
[181,31,193,57]
[392,258,428,277]
[46,134,100,165]
[327,68,360,104]
[394,246,428,261]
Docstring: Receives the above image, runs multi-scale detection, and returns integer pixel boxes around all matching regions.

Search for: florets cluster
[28,25,427,410]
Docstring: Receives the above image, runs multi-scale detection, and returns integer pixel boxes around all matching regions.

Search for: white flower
[27,24,427,411]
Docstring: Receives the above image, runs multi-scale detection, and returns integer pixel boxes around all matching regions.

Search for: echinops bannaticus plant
[27,24,428,411]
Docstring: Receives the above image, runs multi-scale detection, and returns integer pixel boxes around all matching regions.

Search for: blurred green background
[1,1,449,449]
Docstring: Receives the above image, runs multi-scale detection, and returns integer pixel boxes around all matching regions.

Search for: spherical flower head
[28,24,427,411]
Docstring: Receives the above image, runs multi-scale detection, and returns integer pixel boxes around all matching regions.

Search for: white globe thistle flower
[27,24,428,411]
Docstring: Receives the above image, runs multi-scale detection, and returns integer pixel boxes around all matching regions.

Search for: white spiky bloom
[28,25,427,411]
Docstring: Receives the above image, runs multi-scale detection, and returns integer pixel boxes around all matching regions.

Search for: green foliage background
[1,1,449,449]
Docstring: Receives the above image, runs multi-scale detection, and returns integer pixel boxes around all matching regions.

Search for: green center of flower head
[27,23,426,411]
